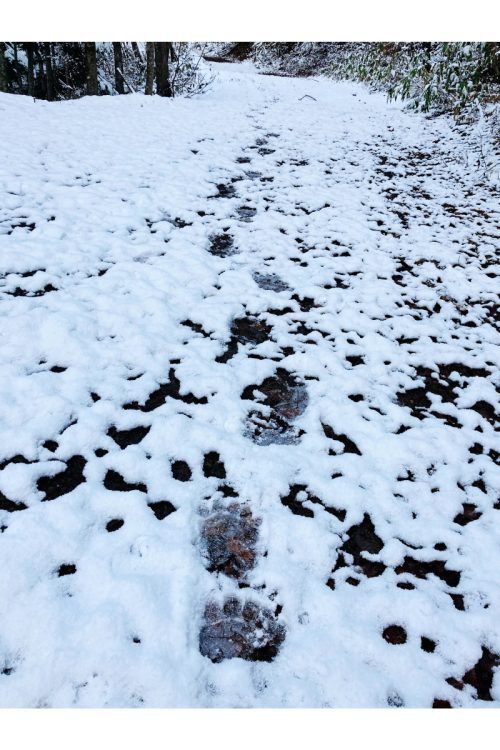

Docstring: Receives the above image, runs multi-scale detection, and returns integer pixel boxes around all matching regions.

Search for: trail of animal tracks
[0,61,499,707]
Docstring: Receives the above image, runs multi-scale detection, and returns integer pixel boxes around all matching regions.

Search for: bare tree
[26,43,35,97]
[113,42,124,94]
[0,43,7,93]
[131,42,144,63]
[35,47,46,98]
[44,43,55,100]
[154,42,172,97]
[85,42,98,96]
[145,42,155,95]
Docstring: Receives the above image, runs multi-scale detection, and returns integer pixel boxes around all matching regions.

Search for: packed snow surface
[0,61,499,707]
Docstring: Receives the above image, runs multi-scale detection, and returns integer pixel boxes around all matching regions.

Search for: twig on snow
[299,94,317,101]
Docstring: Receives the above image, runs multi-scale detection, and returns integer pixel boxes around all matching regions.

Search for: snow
[0,61,499,708]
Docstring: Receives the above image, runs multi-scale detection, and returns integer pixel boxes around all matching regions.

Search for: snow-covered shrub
[333,43,500,116]
[170,44,214,97]
[252,42,349,76]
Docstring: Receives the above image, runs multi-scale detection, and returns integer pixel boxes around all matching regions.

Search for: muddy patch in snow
[395,555,461,588]
[123,368,208,411]
[103,469,146,494]
[37,456,87,501]
[148,500,176,520]
[328,514,386,588]
[322,424,361,456]
[171,460,192,482]
[3,283,57,298]
[0,217,38,235]
[216,315,273,363]
[456,647,500,701]
[107,425,150,449]
[280,484,346,521]
[106,518,125,532]
[382,624,407,645]
[202,451,226,479]
[0,491,28,513]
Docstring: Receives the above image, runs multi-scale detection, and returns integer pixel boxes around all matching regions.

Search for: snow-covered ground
[0,61,499,708]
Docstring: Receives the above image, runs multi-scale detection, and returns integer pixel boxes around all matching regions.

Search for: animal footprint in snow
[253,272,289,292]
[236,206,256,222]
[199,598,285,663]
[241,368,308,445]
[208,233,235,257]
[201,502,260,579]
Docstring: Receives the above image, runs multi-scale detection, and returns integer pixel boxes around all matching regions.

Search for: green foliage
[334,43,500,117]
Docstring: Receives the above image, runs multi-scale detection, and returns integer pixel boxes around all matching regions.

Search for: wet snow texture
[0,61,499,707]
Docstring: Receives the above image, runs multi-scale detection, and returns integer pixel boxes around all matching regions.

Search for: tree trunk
[37,52,46,99]
[155,42,172,97]
[14,42,22,86]
[0,42,7,93]
[44,42,55,100]
[145,42,155,95]
[131,42,144,63]
[85,42,98,96]
[113,42,124,94]
[26,43,35,97]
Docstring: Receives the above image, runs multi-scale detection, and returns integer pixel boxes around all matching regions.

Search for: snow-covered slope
[0,62,499,707]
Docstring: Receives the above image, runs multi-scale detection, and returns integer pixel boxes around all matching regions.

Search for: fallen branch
[299,94,317,101]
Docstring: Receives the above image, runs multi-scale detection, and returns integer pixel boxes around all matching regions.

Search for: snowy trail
[0,62,499,707]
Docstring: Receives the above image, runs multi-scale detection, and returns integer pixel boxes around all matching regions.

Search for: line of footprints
[198,124,292,663]
[198,452,286,663]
